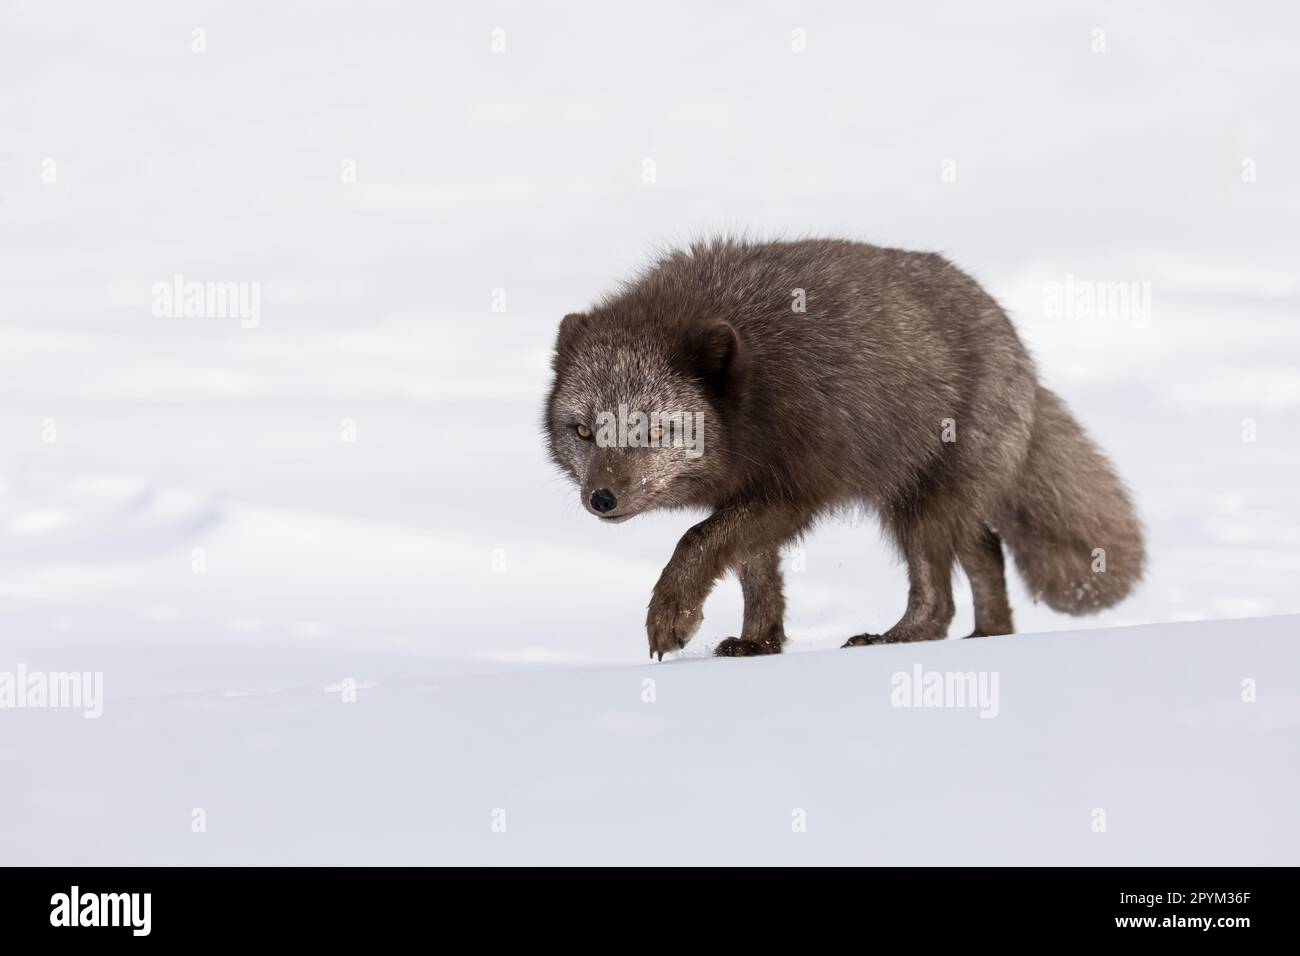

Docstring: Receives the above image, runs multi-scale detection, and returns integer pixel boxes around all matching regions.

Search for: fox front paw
[645,586,704,662]
[714,636,781,657]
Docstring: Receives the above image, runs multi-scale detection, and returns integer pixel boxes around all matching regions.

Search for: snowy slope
[2,615,1296,865]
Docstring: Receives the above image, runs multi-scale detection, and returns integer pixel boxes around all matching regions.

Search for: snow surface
[2,616,1297,865]
[2,1,1299,863]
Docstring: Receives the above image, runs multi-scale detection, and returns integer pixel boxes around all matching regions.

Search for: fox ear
[679,319,740,380]
[555,312,588,352]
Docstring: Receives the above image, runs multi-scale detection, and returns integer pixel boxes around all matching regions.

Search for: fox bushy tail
[999,386,1145,614]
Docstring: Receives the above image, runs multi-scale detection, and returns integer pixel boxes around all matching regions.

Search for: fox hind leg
[844,505,956,646]
[958,526,1014,638]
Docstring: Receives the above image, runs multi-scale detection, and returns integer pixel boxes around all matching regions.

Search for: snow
[2,1,1299,862]
[2,616,1297,865]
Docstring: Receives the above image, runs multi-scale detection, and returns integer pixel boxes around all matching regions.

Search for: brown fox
[544,238,1144,659]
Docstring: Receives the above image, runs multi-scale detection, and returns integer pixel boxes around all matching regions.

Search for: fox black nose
[590,489,617,514]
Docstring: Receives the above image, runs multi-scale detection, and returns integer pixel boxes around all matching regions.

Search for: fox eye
[575,423,592,440]
[648,424,664,441]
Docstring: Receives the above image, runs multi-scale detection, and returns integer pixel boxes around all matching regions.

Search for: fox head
[544,311,741,522]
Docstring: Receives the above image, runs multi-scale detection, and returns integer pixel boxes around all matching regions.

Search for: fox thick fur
[544,238,1145,658]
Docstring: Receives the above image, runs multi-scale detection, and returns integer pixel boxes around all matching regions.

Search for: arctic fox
[544,238,1144,659]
